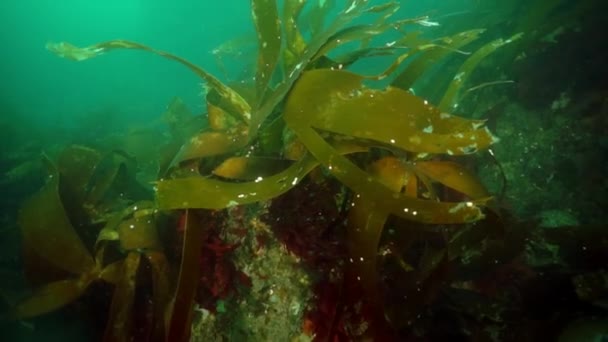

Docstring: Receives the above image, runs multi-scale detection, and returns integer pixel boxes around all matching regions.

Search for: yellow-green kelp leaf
[12,279,92,319]
[46,40,252,126]
[413,161,490,199]
[390,29,485,91]
[157,153,318,210]
[438,32,523,111]
[18,156,95,275]
[282,0,308,71]
[346,198,389,304]
[169,131,245,166]
[283,70,491,224]
[156,142,366,210]
[212,156,294,181]
[284,125,487,224]
[285,69,497,156]
[103,252,140,342]
[251,0,282,103]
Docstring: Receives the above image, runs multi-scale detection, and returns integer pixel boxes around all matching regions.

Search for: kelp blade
[438,32,523,111]
[12,278,92,319]
[284,124,486,224]
[146,251,171,340]
[156,141,367,210]
[390,29,485,91]
[251,0,282,103]
[212,156,295,180]
[346,199,388,304]
[103,252,141,342]
[167,209,206,342]
[19,156,95,275]
[46,40,252,126]
[157,154,318,210]
[283,71,490,224]
[284,69,496,156]
[414,161,490,199]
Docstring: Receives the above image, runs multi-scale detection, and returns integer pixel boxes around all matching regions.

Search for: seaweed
[11,1,527,340]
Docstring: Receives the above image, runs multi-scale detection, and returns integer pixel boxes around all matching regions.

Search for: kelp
[166,209,206,342]
[251,0,281,104]
[438,32,523,111]
[15,155,112,318]
[29,0,526,340]
[390,29,485,91]
[281,0,308,72]
[12,147,170,342]
[157,142,366,210]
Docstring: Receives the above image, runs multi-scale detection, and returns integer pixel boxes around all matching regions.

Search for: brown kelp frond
[284,66,494,165]
[250,0,282,105]
[284,69,497,157]
[19,155,95,277]
[13,146,171,341]
[46,40,252,128]
[438,32,523,111]
[156,141,366,210]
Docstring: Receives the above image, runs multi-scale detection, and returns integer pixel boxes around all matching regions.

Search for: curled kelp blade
[289,124,488,224]
[168,130,247,167]
[212,156,295,181]
[368,156,413,193]
[19,155,95,276]
[156,141,366,210]
[158,153,317,210]
[282,69,490,224]
[413,161,490,199]
[367,156,440,201]
[284,69,497,156]
[46,40,251,126]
